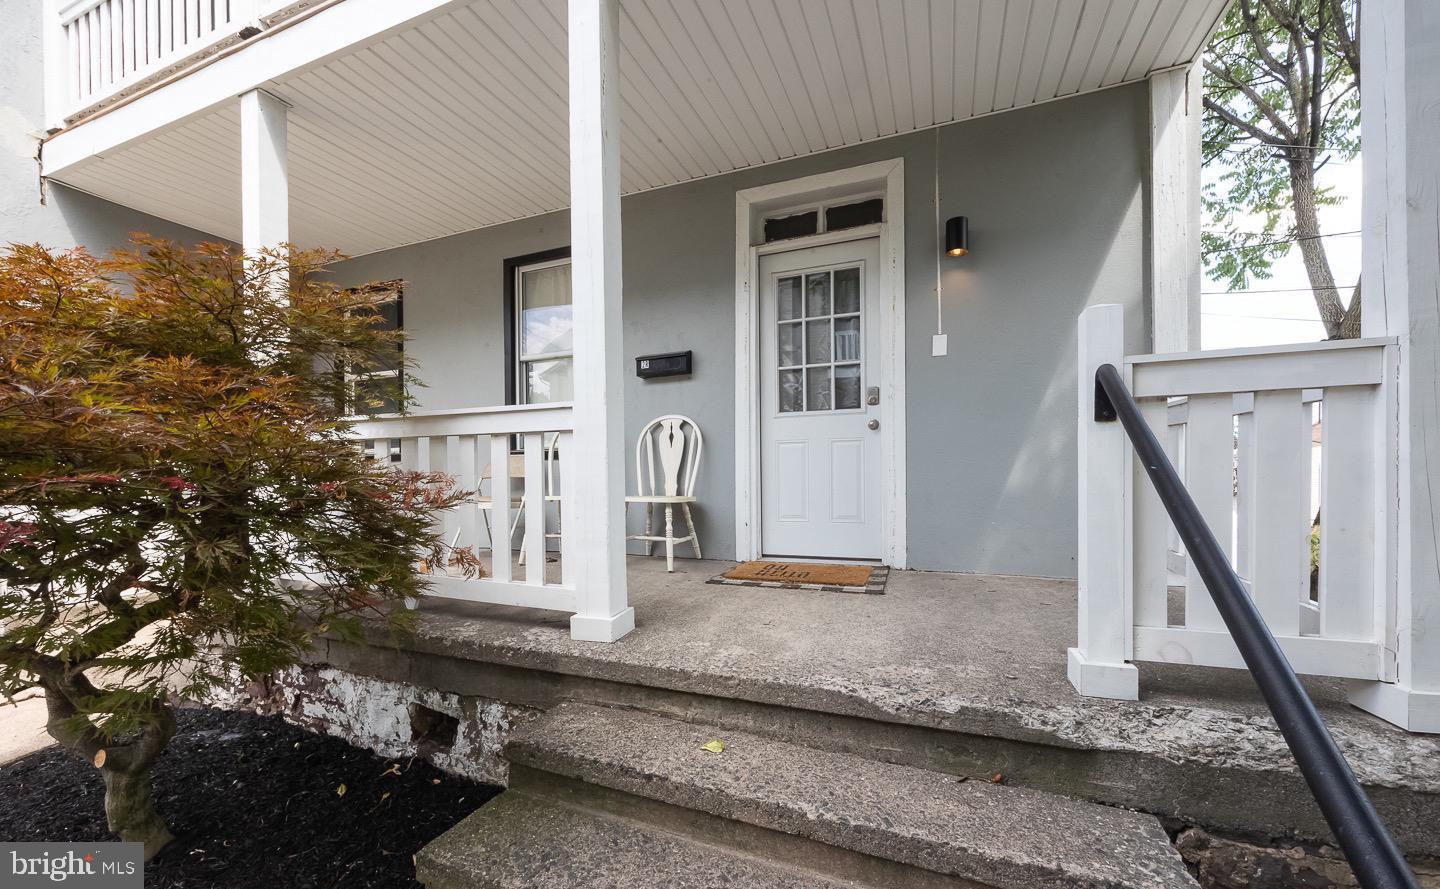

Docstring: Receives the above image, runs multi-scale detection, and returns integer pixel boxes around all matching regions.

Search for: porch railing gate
[1073,303,1397,690]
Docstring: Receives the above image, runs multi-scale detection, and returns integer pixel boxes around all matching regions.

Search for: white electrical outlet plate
[932,334,948,357]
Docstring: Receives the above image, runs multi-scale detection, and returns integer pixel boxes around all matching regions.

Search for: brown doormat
[709,560,888,594]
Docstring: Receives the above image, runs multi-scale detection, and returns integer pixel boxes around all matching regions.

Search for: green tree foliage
[1202,0,1362,338]
[0,238,473,857]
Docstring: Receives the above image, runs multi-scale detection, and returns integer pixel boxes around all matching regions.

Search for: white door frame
[734,158,907,567]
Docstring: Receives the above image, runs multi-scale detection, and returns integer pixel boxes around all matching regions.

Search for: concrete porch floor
[408,557,1439,787]
[329,555,1440,854]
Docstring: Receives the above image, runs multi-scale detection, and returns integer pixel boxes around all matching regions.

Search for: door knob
[867,419,880,430]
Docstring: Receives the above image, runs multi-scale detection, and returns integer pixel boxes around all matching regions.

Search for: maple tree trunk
[1288,156,1362,339]
[42,681,176,861]
[101,766,174,860]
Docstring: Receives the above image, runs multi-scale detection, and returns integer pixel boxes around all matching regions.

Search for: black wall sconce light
[945,216,969,257]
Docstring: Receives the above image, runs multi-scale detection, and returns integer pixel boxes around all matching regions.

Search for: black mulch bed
[0,706,500,888]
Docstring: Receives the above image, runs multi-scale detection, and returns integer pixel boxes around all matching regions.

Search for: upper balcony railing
[43,0,314,127]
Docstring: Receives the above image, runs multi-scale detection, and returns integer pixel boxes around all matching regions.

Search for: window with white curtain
[514,257,573,404]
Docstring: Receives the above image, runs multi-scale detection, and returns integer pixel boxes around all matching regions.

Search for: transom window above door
[762,197,883,243]
[515,257,573,404]
[776,266,862,413]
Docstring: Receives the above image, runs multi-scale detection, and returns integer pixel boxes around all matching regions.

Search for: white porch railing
[44,0,305,125]
[349,403,580,617]
[1071,303,1398,699]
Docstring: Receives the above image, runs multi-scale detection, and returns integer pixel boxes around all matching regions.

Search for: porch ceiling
[49,0,1228,256]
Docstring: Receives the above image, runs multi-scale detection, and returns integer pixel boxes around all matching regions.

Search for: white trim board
[733,158,907,568]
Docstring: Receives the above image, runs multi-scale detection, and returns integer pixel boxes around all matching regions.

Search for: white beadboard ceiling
[54,0,1229,256]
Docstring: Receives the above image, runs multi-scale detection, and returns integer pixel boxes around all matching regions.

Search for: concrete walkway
[0,690,53,765]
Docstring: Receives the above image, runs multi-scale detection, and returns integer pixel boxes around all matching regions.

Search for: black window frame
[503,246,572,407]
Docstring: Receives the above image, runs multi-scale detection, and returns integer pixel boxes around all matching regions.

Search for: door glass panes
[834,267,860,313]
[806,318,832,363]
[806,367,832,411]
[775,265,862,413]
[778,369,804,412]
[777,276,802,321]
[834,316,860,361]
[778,323,802,367]
[835,364,862,409]
[806,273,830,316]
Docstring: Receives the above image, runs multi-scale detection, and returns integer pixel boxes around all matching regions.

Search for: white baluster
[558,430,576,588]
[1249,389,1309,636]
[1182,394,1234,631]
[488,434,511,584]
[1132,397,1170,629]
[158,0,171,55]
[1319,387,1377,641]
[98,1,112,89]
[523,433,545,584]
[451,435,478,562]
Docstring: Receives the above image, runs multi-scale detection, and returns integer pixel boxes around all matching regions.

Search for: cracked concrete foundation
[222,664,538,785]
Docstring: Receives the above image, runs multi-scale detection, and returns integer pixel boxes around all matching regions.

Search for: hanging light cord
[934,127,944,338]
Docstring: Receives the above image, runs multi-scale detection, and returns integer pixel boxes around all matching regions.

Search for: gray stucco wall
[923,87,1149,576]
[2,0,218,253]
[331,82,1148,577]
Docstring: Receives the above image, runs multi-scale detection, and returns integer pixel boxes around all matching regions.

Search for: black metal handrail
[1093,363,1418,889]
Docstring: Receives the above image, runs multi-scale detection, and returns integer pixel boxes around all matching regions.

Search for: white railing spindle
[522,433,545,584]
[487,432,512,585]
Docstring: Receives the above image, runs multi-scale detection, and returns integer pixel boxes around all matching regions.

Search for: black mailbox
[636,350,692,379]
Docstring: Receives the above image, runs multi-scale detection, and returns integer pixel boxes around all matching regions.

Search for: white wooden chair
[625,415,703,571]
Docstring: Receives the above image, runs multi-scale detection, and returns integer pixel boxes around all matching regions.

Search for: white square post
[1147,61,1202,354]
[566,0,634,642]
[1069,304,1139,699]
[240,88,289,291]
[1348,0,1440,732]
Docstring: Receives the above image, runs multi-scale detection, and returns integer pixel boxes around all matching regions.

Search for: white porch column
[566,0,634,642]
[1148,62,1202,354]
[1069,304,1139,699]
[240,89,289,260]
[1348,0,1440,732]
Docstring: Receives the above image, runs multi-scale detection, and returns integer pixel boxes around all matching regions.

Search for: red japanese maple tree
[0,238,466,858]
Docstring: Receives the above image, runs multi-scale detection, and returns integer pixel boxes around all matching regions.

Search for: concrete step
[416,790,858,889]
[501,702,1199,889]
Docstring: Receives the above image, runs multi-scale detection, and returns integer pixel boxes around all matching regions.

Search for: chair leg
[664,505,675,572]
[682,503,701,560]
[644,503,655,557]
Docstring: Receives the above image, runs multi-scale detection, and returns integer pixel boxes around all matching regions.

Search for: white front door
[759,238,883,560]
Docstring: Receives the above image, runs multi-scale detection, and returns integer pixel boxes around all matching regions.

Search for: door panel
[775,440,808,521]
[830,438,865,522]
[760,238,883,560]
